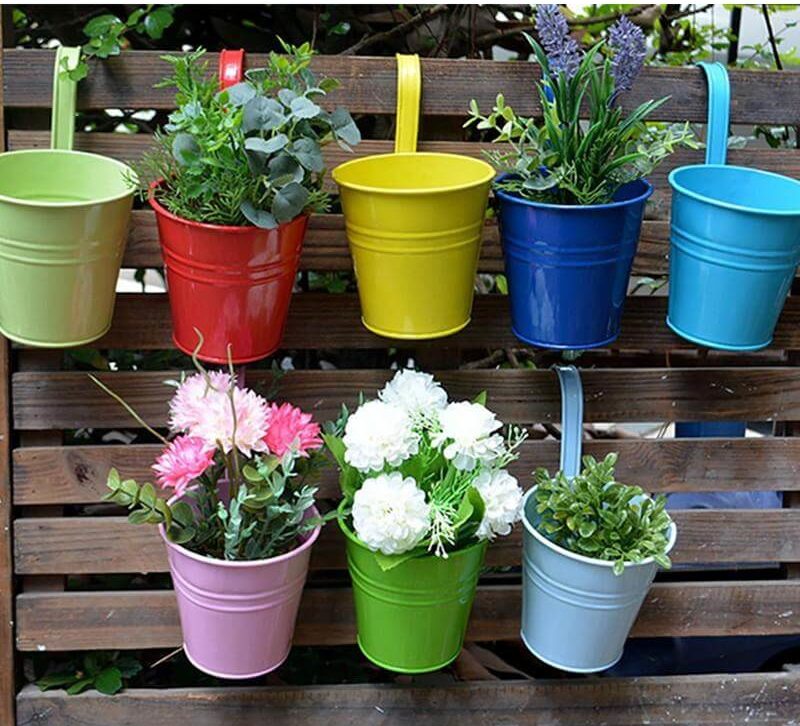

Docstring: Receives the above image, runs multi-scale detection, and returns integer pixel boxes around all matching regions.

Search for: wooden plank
[15,581,800,652]
[13,509,800,575]
[120,210,672,276]
[12,368,800,430]
[9,132,799,205]
[14,437,800,506]
[16,673,800,726]
[78,293,800,353]
[5,50,800,125]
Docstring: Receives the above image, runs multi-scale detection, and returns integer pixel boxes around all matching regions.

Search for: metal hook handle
[555,365,584,479]
[394,54,421,153]
[698,61,730,165]
[219,49,245,90]
[51,46,80,151]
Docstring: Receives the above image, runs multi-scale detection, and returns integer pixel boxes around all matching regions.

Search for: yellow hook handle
[394,54,421,153]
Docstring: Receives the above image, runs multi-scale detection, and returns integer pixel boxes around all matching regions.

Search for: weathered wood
[120,210,672,275]
[13,509,800,576]
[12,368,800,430]
[15,582,800,652]
[5,50,800,125]
[14,436,800,506]
[72,293,800,352]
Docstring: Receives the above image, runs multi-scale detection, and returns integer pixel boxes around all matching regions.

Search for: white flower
[379,369,447,422]
[352,473,431,555]
[343,400,419,472]
[432,401,505,470]
[474,469,524,540]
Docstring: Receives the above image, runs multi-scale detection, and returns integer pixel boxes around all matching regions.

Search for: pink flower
[153,436,216,496]
[264,403,322,457]
[169,372,234,434]
[191,385,270,456]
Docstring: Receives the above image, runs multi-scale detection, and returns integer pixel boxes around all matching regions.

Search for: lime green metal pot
[339,509,487,673]
[0,47,135,347]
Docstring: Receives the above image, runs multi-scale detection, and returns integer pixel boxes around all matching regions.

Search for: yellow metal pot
[332,55,493,339]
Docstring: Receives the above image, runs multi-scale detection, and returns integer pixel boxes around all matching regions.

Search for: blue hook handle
[698,61,730,165]
[555,365,583,479]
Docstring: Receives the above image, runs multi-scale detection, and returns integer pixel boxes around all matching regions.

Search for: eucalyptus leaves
[139,41,360,228]
[533,453,673,575]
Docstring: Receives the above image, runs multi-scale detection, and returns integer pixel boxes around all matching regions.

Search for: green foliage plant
[36,651,142,696]
[533,453,674,575]
[137,41,360,228]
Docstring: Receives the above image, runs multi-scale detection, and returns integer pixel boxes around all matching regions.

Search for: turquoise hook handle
[555,365,583,479]
[698,61,730,165]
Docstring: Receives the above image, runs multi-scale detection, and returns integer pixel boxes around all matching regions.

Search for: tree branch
[341,4,449,56]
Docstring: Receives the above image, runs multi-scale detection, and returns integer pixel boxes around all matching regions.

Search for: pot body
[160,508,320,679]
[496,179,652,350]
[0,150,134,346]
[668,165,800,351]
[333,153,493,339]
[151,195,308,364]
[339,514,487,673]
[520,489,676,673]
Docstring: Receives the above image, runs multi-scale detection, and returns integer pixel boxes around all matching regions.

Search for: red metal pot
[150,192,308,364]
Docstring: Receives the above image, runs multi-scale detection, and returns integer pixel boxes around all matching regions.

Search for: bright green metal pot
[0,47,135,347]
[339,507,487,673]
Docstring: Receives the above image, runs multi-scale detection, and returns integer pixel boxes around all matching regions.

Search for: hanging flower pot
[668,63,800,351]
[333,55,494,339]
[496,178,652,349]
[96,363,327,678]
[468,7,698,350]
[520,366,676,673]
[142,46,359,363]
[0,47,135,347]
[325,370,528,672]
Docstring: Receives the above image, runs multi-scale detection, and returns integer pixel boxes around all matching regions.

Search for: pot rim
[148,180,308,233]
[668,164,800,218]
[0,149,137,208]
[159,499,321,568]
[494,174,653,211]
[332,152,495,196]
[521,486,677,570]
[336,498,488,560]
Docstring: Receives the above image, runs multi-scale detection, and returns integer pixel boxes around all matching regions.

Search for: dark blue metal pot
[496,177,653,349]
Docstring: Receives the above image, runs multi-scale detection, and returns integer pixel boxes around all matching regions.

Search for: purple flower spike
[535,4,583,80]
[608,15,646,93]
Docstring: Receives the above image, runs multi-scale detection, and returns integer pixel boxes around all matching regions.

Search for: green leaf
[330,107,361,146]
[245,134,289,155]
[271,182,309,223]
[242,96,285,133]
[241,201,278,229]
[83,14,123,38]
[289,95,321,120]
[267,153,303,186]
[143,7,173,40]
[373,548,425,572]
[171,133,200,166]
[290,138,324,172]
[94,667,123,695]
[66,678,94,696]
[472,391,487,406]
[37,671,82,691]
[225,82,256,107]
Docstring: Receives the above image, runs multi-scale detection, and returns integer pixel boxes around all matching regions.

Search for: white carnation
[474,469,524,540]
[343,400,419,472]
[432,401,505,470]
[352,473,431,554]
[379,369,448,422]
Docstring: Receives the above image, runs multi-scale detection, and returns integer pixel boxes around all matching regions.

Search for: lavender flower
[608,15,646,93]
[535,5,583,80]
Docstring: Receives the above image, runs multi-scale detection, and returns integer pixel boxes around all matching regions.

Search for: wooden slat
[14,437,800,506]
[13,509,800,575]
[120,210,673,276]
[5,50,800,125]
[12,368,800,430]
[16,673,800,726]
[15,581,800,652]
[82,292,800,352]
[9,131,799,206]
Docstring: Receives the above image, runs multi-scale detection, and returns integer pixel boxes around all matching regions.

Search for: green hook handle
[51,46,80,151]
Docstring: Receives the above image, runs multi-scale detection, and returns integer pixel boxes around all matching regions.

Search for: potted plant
[467,6,698,349]
[324,369,527,673]
[521,453,677,673]
[94,358,328,679]
[139,42,360,363]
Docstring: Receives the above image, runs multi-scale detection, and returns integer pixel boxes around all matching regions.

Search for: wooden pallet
[3,37,800,726]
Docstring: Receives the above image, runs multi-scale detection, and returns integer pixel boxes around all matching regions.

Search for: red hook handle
[219,49,245,90]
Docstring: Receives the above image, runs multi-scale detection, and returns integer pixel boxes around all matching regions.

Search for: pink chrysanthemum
[169,371,234,434]
[191,385,270,456]
[263,402,322,458]
[153,435,216,496]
